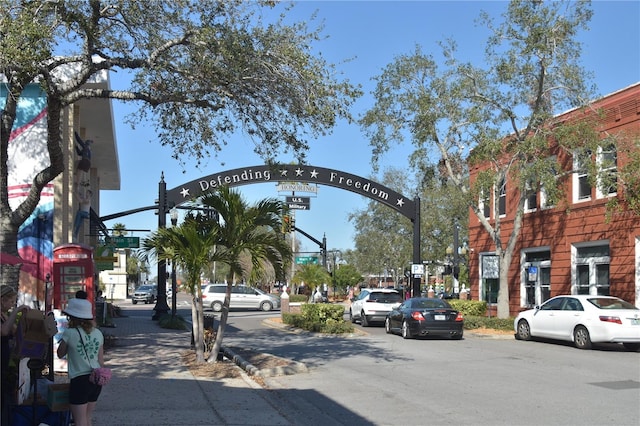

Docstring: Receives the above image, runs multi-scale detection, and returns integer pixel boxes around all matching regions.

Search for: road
[126,294,640,426]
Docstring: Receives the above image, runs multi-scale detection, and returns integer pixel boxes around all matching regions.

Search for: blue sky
[101,1,640,255]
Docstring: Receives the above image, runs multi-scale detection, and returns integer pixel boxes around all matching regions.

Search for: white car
[349,288,403,327]
[201,283,280,312]
[514,295,640,351]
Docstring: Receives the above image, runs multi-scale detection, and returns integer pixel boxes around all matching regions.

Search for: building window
[574,243,610,295]
[522,249,551,307]
[539,158,557,209]
[573,149,592,202]
[479,190,490,219]
[524,180,537,212]
[596,143,617,198]
[498,177,506,217]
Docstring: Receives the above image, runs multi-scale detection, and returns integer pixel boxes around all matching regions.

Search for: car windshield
[369,292,402,303]
[588,297,637,310]
[412,299,450,309]
[137,286,153,291]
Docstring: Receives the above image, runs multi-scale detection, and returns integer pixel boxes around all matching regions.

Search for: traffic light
[282,215,292,233]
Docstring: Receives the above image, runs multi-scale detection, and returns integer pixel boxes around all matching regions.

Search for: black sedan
[385,297,464,339]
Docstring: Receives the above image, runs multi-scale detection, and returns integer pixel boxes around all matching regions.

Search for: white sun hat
[63,298,93,320]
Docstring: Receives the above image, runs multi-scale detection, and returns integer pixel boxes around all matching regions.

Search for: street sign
[286,196,310,204]
[287,202,310,210]
[411,263,424,275]
[105,236,140,248]
[295,256,319,265]
[95,245,115,270]
[286,196,311,210]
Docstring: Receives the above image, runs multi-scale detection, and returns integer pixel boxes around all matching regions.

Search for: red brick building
[467,83,640,316]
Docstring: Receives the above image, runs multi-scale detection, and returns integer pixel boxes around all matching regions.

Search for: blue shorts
[69,374,102,405]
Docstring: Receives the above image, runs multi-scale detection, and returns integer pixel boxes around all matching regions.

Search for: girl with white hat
[57,298,105,426]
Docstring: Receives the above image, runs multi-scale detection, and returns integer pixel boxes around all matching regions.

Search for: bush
[289,294,308,303]
[282,304,354,334]
[463,315,514,331]
[448,299,487,316]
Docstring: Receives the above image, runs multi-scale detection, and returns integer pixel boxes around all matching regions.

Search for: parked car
[201,283,280,312]
[349,288,403,326]
[132,284,157,305]
[385,297,464,339]
[514,295,640,350]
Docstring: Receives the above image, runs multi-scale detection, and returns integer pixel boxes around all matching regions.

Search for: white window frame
[498,177,506,218]
[571,241,610,295]
[479,189,490,219]
[524,180,537,213]
[595,144,617,199]
[572,149,592,203]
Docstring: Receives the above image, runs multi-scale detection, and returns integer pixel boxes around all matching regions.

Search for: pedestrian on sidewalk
[57,298,105,426]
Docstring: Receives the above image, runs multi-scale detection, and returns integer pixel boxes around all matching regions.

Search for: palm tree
[200,187,291,363]
[141,219,229,363]
[292,264,332,299]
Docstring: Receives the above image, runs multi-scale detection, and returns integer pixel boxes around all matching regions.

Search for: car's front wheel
[211,301,223,312]
[384,318,392,334]
[573,325,592,349]
[349,310,356,323]
[516,319,531,341]
[132,300,138,305]
[260,301,273,312]
[401,321,412,339]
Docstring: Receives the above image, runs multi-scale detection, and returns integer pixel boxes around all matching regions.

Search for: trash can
[191,313,216,349]
[203,312,216,330]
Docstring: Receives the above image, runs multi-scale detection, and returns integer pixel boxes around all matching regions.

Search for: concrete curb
[222,346,308,378]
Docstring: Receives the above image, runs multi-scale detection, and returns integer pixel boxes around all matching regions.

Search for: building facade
[3,70,119,307]
[467,83,640,315]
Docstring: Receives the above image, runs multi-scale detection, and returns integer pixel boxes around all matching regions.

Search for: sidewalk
[92,314,291,426]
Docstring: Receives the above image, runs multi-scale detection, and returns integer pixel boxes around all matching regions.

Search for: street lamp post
[170,207,179,318]
[446,221,467,297]
[153,173,170,320]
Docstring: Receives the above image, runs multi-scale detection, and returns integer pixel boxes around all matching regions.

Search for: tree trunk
[191,295,205,363]
[207,281,233,363]
[497,253,512,319]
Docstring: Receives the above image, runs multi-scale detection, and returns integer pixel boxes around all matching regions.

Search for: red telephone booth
[52,244,95,313]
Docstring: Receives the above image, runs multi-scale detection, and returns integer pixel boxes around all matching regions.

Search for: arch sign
[165,164,422,297]
[166,164,417,221]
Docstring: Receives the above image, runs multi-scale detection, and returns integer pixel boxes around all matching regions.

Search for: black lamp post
[153,173,170,320]
[170,207,179,318]
[446,221,467,296]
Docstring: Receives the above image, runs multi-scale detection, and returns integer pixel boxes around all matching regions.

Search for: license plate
[631,318,640,325]
[434,314,446,321]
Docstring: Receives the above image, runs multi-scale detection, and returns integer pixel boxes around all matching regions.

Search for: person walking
[57,298,105,426]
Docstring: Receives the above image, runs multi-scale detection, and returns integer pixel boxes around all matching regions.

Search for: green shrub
[282,306,354,334]
[448,299,487,316]
[289,294,309,303]
[463,315,514,331]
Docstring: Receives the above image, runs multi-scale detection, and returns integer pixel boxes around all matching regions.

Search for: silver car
[202,284,280,312]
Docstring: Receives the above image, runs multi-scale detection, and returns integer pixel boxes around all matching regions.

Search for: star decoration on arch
[310,169,319,179]
[180,188,190,198]
[396,198,405,207]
